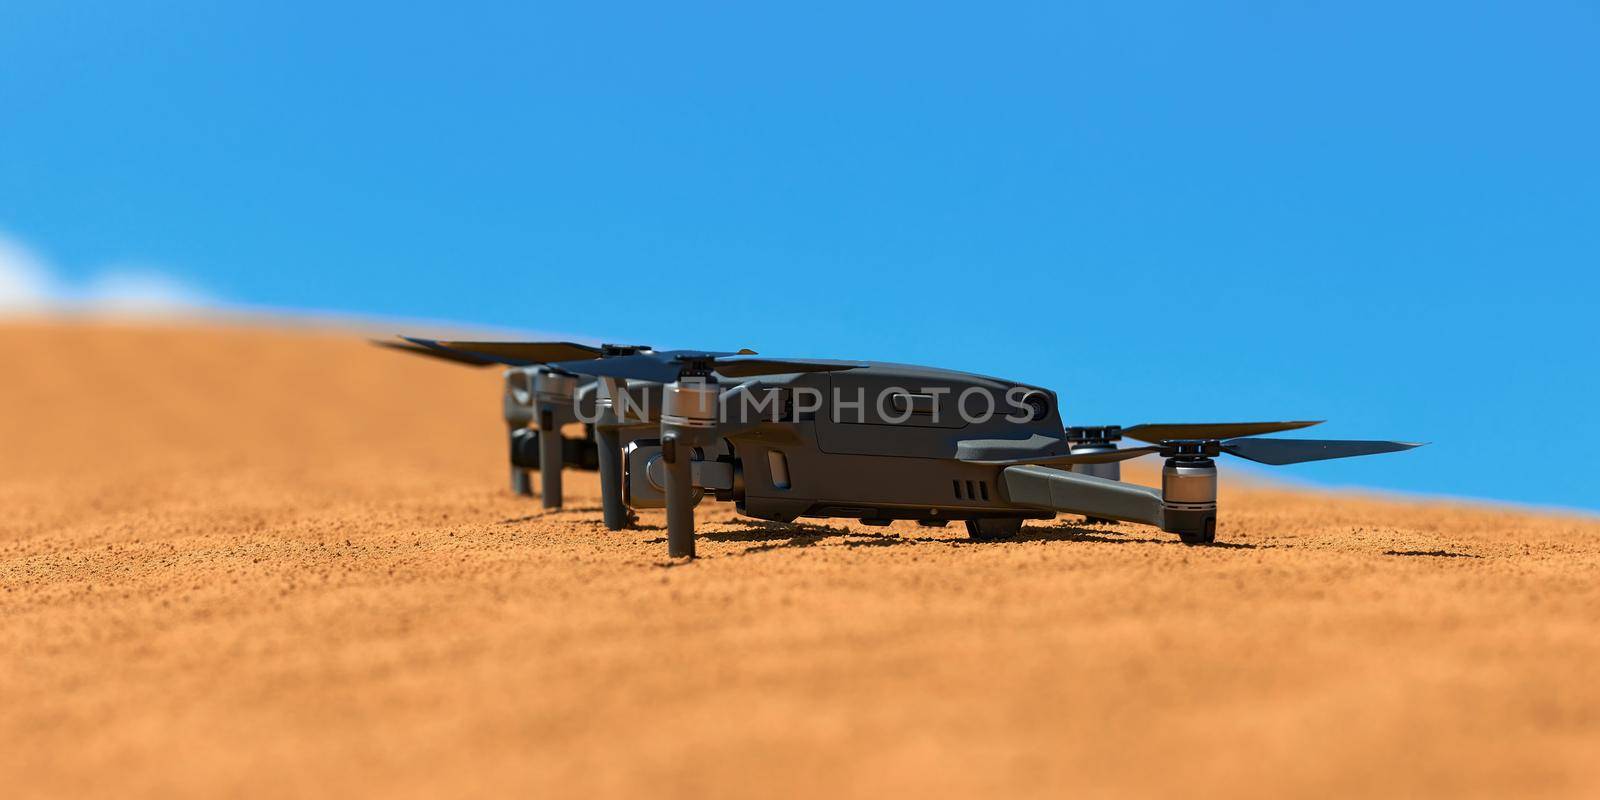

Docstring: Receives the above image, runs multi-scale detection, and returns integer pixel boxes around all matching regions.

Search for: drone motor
[1159,443,1220,545]
[1066,425,1123,523]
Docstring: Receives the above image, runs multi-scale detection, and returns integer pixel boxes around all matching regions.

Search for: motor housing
[533,370,578,406]
[1160,455,1217,543]
[503,369,535,428]
[1067,426,1122,524]
[1068,442,1121,481]
[662,380,719,428]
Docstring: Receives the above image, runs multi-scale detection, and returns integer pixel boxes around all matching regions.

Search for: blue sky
[2,2,1596,510]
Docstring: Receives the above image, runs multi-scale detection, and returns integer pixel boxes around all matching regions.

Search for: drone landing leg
[596,425,628,530]
[539,415,563,510]
[511,465,532,496]
[663,436,696,558]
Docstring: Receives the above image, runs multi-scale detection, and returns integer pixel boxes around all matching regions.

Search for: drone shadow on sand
[684,519,1264,560]
[501,507,670,532]
[1383,548,1481,559]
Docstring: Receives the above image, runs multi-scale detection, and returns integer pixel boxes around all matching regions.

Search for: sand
[2,320,1596,799]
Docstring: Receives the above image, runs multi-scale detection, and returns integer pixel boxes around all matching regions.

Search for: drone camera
[624,439,705,509]
[1018,390,1052,423]
[509,428,541,470]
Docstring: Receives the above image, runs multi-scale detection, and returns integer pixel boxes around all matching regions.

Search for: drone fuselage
[702,363,1067,524]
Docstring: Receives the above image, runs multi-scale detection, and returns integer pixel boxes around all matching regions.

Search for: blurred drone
[388,337,1421,558]
[376,340,601,506]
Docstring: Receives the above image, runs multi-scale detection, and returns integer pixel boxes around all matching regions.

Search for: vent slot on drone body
[952,480,989,501]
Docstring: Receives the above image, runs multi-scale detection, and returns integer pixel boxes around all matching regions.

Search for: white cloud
[77,268,214,312]
[0,234,55,311]
[0,230,214,316]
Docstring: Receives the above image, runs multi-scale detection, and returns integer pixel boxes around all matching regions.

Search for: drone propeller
[977,433,1420,468]
[553,350,859,383]
[399,337,606,366]
[395,337,858,382]
[1051,423,1318,524]
[373,339,501,367]
[1117,421,1323,443]
[390,336,624,509]
[1007,446,1163,467]
[1219,437,1423,465]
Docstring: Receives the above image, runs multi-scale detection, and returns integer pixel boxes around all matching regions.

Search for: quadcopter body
[632,362,1064,528]
[385,337,1422,558]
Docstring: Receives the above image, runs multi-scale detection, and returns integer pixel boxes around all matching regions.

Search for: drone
[383,337,1422,558]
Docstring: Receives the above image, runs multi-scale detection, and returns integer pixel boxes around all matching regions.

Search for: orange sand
[2,321,1596,798]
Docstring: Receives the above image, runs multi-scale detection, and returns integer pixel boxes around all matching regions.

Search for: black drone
[382,337,1421,558]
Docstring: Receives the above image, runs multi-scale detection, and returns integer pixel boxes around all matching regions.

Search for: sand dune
[2,321,1596,798]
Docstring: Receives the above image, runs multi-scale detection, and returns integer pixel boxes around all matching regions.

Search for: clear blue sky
[2,2,1596,510]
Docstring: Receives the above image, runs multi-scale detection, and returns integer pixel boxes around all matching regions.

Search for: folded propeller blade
[1038,446,1163,466]
[1221,437,1424,465]
[373,340,499,367]
[712,357,861,378]
[400,337,605,366]
[1121,420,1323,443]
[967,445,1162,467]
[553,351,860,382]
[551,353,688,383]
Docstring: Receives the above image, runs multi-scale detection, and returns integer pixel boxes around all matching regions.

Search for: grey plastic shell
[999,466,1164,527]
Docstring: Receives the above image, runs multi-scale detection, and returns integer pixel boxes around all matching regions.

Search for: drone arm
[1000,465,1165,527]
